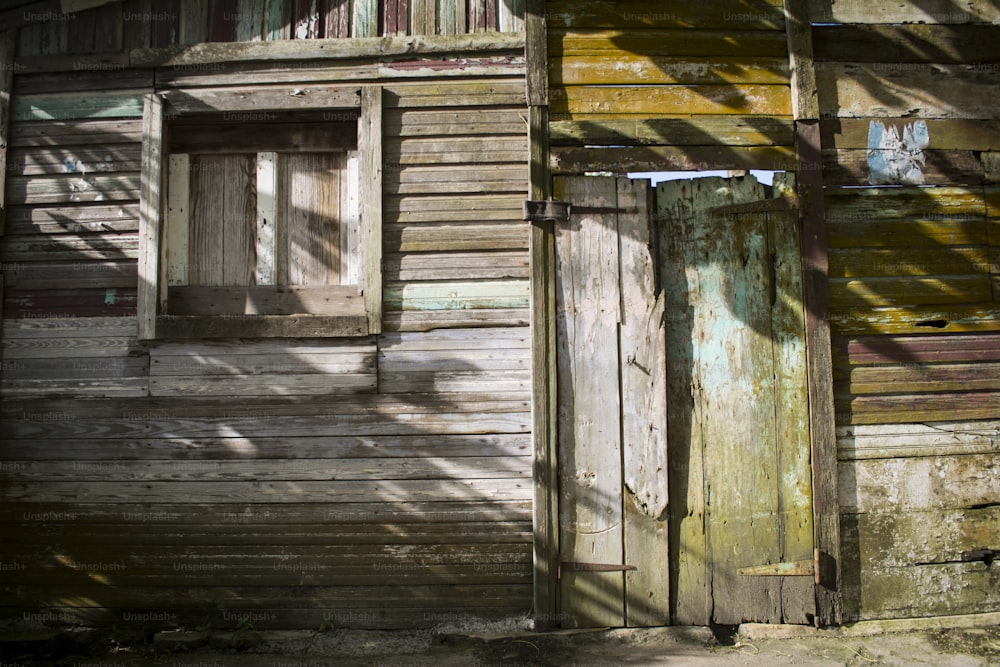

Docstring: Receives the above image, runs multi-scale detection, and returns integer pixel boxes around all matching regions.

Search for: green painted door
[554,174,815,628]
[660,175,815,626]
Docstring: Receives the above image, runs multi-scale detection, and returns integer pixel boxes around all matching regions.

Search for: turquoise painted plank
[12,92,146,121]
[385,280,530,310]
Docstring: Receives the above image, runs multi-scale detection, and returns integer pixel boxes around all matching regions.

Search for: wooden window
[138,87,383,339]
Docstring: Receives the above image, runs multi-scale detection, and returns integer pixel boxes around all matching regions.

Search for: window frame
[137,86,383,340]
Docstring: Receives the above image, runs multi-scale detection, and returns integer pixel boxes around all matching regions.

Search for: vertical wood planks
[661,178,709,625]
[617,177,669,627]
[352,0,378,36]
[0,33,13,236]
[181,0,210,45]
[526,0,556,625]
[340,151,361,286]
[282,152,340,286]
[189,155,226,286]
[165,154,191,286]
[554,175,624,629]
[138,93,165,340]
[770,173,815,624]
[256,151,277,285]
[265,0,291,40]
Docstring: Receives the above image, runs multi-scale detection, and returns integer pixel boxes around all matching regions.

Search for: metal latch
[738,549,821,585]
[523,198,571,225]
[559,561,637,578]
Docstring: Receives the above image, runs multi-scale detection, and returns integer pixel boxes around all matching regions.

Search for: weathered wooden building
[0,0,997,633]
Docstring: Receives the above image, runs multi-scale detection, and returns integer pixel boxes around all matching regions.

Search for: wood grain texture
[553,175,624,629]
[137,93,163,340]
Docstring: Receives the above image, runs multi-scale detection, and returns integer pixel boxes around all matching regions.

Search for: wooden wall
[0,34,531,629]
[7,0,525,54]
[546,0,795,174]
[813,0,1000,621]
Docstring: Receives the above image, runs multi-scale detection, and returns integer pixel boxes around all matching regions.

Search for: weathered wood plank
[9,118,142,147]
[837,361,1000,395]
[281,152,342,286]
[385,222,528,253]
[618,177,669,627]
[154,314,369,339]
[137,93,163,340]
[551,84,791,117]
[7,144,141,176]
[816,62,1000,119]
[161,86,362,114]
[0,432,532,461]
[551,55,789,86]
[838,421,1000,460]
[834,333,1000,366]
[3,204,139,235]
[385,251,528,281]
[167,285,365,317]
[1,260,137,290]
[0,478,534,504]
[549,116,795,147]
[546,0,785,30]
[11,90,146,121]
[0,233,138,261]
[549,29,789,58]
[384,280,529,311]
[829,247,990,278]
[660,179,709,626]
[360,85,382,334]
[831,303,1000,336]
[824,149,986,187]
[813,24,1000,64]
[150,374,376,397]
[770,173,815,624]
[829,275,993,308]
[822,118,1000,152]
[551,145,795,174]
[837,391,1000,425]
[5,173,140,205]
[554,175,625,629]
[806,0,1000,24]
[128,33,525,68]
[165,153,189,286]
[0,33,13,235]
[839,454,1000,514]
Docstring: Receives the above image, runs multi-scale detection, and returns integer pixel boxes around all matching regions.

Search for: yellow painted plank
[551,85,791,117]
[551,55,789,86]
[831,303,1000,336]
[829,276,992,308]
[549,29,789,58]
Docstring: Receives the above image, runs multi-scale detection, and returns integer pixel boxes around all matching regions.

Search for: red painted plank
[207,0,237,42]
[152,0,181,48]
[834,333,1000,365]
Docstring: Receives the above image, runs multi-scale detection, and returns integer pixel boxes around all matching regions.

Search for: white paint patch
[867,120,930,185]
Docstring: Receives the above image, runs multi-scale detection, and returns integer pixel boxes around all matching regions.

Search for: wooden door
[554,174,815,628]
[554,176,670,628]
[660,176,815,626]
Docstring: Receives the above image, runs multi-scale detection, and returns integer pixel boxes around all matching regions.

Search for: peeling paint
[868,120,930,185]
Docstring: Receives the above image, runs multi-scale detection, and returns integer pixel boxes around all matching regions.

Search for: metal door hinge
[559,561,637,578]
[523,198,571,225]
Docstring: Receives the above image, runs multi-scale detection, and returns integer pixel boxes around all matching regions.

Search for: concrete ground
[2,613,999,666]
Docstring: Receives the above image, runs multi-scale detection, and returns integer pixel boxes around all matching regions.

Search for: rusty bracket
[559,562,637,578]
[738,549,820,583]
[523,198,571,225]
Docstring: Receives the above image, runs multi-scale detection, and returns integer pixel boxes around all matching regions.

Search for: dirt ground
[3,618,1000,667]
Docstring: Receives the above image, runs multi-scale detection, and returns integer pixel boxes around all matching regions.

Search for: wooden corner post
[784,0,842,626]
[526,0,559,630]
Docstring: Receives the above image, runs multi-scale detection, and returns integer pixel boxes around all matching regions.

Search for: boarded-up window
[137,89,383,340]
[166,149,360,291]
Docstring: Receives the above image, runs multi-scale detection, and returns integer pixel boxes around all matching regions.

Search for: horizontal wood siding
[0,49,529,629]
[815,6,1000,623]
[546,0,791,173]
